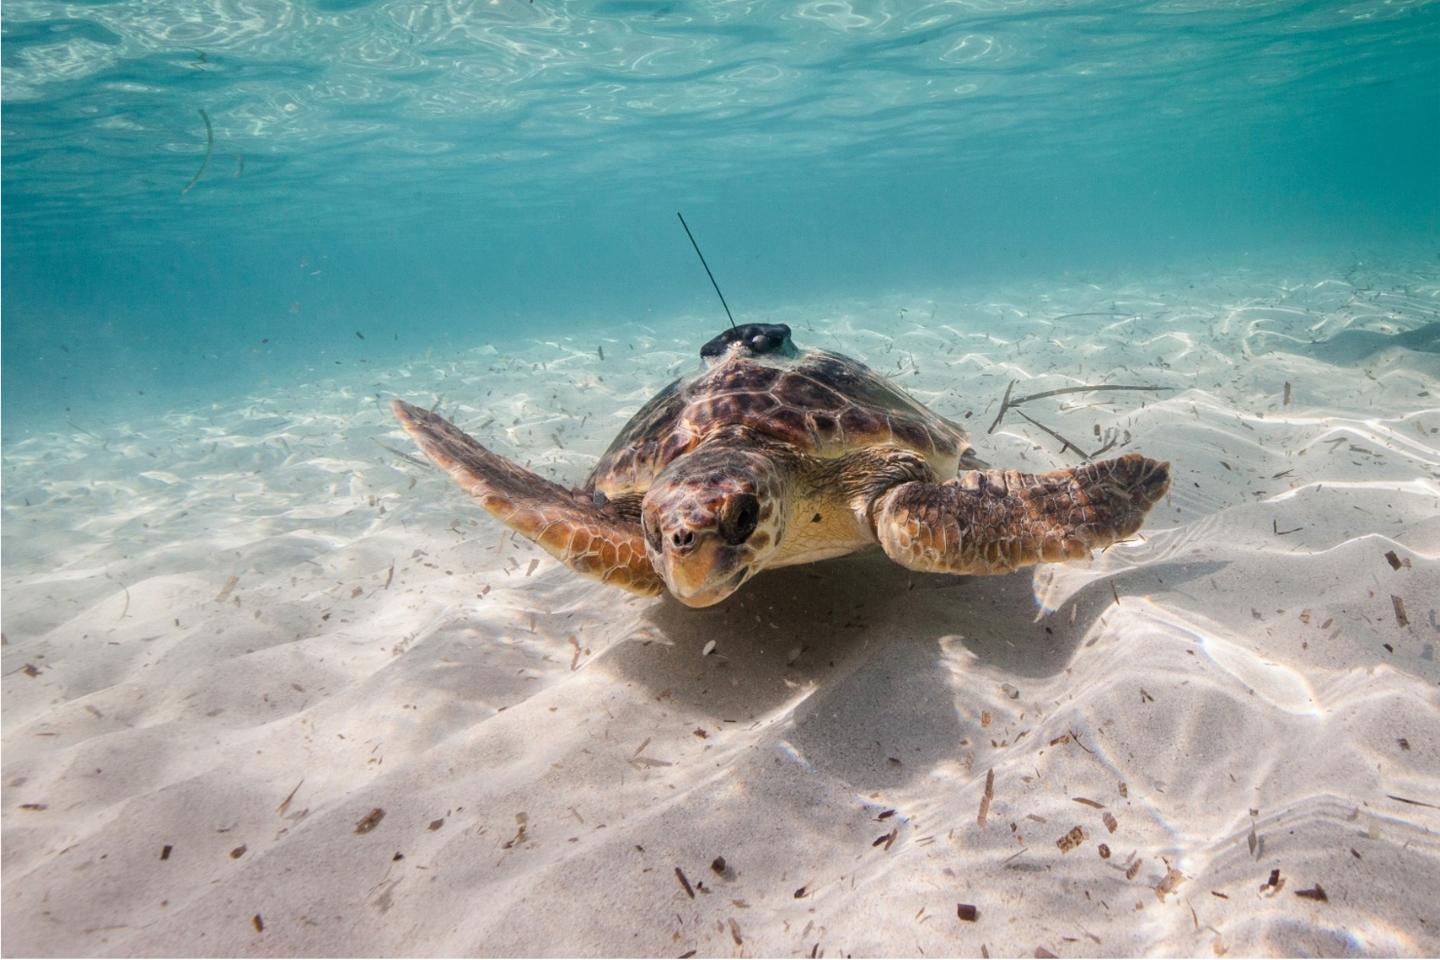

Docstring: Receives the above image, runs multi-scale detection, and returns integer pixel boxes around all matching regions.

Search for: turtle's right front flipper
[870,453,1170,575]
[392,400,663,596]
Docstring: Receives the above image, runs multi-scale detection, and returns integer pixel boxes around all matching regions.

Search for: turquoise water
[6,7,1440,956]
[2,0,1438,430]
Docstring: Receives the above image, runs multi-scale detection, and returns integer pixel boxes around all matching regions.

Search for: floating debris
[279,777,308,817]
[977,769,994,827]
[1386,794,1439,809]
[354,808,385,834]
[215,575,239,602]
[1056,826,1086,853]
[180,108,214,196]
[502,813,527,848]
[1156,865,1186,899]
[1392,595,1409,628]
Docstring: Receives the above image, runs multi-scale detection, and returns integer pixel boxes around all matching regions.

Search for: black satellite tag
[700,323,795,360]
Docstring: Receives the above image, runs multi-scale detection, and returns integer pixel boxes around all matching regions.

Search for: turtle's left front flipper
[870,453,1169,575]
[392,400,663,596]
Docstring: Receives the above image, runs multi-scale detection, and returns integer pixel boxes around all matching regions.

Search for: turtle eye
[719,494,761,545]
[643,518,663,554]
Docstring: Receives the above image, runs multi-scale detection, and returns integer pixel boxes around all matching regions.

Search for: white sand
[4,264,1438,958]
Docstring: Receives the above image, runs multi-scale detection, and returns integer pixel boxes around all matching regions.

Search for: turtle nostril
[671,529,695,548]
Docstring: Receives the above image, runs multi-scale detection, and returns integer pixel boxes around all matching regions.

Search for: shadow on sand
[598,548,1226,792]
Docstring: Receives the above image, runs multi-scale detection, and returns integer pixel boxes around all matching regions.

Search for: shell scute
[763,405,810,441]
[707,363,783,395]
[839,406,886,438]
[587,345,967,496]
[782,374,846,411]
[889,416,933,451]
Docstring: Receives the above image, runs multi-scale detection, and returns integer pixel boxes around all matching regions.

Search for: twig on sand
[277,778,304,815]
[1010,383,1172,407]
[674,866,695,898]
[1016,411,1092,460]
[988,381,1172,434]
[180,108,214,196]
[987,381,1015,434]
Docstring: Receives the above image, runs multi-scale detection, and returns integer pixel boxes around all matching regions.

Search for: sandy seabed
[3,264,1438,958]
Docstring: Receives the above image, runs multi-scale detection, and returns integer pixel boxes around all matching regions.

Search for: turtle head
[641,443,787,608]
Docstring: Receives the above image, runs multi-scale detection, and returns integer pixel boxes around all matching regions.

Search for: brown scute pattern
[872,454,1171,575]
[588,349,967,496]
[590,378,690,495]
[894,416,947,454]
[765,405,809,438]
[778,374,845,409]
[710,363,783,394]
[392,400,663,595]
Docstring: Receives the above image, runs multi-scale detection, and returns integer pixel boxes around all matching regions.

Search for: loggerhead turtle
[392,323,1170,608]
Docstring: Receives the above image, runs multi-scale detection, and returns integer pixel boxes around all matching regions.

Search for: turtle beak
[662,538,747,608]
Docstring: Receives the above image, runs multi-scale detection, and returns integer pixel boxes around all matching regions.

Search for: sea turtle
[393,323,1170,608]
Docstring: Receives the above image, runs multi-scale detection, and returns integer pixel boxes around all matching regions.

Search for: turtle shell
[586,346,968,497]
